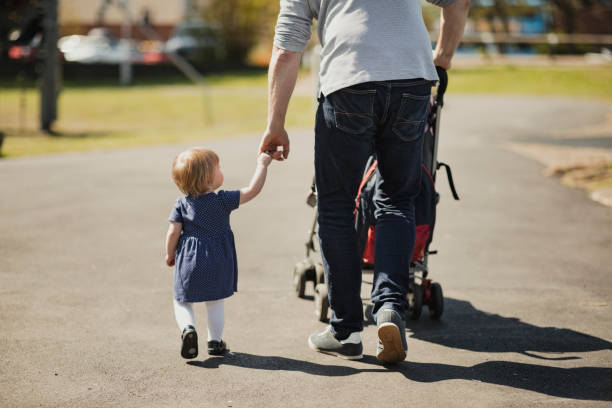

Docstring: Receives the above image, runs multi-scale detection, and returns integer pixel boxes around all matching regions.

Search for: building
[59,0,206,40]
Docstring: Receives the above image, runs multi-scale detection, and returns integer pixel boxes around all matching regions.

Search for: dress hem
[174,290,236,303]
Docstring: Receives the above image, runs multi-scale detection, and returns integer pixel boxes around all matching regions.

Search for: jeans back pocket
[392,92,430,142]
[329,88,376,135]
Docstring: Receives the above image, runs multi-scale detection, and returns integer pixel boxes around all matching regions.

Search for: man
[259,0,470,363]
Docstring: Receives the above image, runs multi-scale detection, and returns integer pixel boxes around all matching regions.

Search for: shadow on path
[188,353,612,401]
[407,298,612,360]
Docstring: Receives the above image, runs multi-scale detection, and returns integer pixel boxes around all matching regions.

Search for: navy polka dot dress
[169,190,240,302]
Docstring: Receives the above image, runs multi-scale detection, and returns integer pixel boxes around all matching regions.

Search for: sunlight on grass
[0,71,314,157]
[448,66,612,101]
[0,65,610,158]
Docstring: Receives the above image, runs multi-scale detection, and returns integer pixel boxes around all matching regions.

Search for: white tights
[173,299,225,341]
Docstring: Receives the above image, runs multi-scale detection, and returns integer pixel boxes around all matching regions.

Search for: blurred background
[0,0,610,166]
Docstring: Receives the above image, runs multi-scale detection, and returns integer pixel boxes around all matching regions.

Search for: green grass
[0,71,314,157]
[0,65,610,158]
[448,65,612,101]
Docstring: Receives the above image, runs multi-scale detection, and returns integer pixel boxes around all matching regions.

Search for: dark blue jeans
[314,79,432,339]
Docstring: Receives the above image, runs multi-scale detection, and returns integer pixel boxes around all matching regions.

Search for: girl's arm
[165,222,182,266]
[240,153,273,205]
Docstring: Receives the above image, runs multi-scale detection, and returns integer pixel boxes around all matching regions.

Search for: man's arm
[258,46,302,160]
[259,0,315,160]
[433,0,471,70]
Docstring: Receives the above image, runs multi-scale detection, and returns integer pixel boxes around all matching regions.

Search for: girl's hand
[258,152,274,167]
[259,126,290,161]
[165,254,175,267]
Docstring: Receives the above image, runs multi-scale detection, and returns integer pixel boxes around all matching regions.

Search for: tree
[469,0,537,53]
[470,0,536,34]
[548,0,595,34]
[202,0,279,65]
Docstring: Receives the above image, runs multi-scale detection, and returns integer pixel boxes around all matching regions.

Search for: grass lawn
[448,65,612,100]
[0,65,610,158]
[0,70,314,157]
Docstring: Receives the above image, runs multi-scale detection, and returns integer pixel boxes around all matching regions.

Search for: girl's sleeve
[218,190,241,212]
[168,198,184,223]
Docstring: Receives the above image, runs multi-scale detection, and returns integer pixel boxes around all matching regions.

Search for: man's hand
[166,254,175,267]
[259,125,290,161]
[433,53,452,71]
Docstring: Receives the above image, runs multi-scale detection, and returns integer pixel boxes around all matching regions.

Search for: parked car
[8,33,41,61]
[7,14,43,61]
[58,27,141,64]
[164,20,223,65]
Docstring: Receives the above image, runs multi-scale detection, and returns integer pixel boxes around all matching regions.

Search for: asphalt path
[1,95,611,407]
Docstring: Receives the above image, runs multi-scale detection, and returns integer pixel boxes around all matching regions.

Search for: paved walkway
[1,95,611,407]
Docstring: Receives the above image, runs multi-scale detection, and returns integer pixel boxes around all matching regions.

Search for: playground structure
[12,0,212,133]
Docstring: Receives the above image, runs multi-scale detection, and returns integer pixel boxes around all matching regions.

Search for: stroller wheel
[314,283,330,322]
[293,262,309,298]
[429,282,444,320]
[409,284,423,321]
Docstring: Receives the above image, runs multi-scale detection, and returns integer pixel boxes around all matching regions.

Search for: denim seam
[396,119,424,124]
[334,111,372,119]
[400,92,430,100]
[371,80,432,87]
[340,89,377,95]
[380,89,391,125]
[331,90,375,134]
[391,121,425,140]
[391,93,429,140]
[334,113,374,134]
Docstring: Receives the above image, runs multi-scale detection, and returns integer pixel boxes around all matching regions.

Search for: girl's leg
[173,299,195,331]
[205,299,225,341]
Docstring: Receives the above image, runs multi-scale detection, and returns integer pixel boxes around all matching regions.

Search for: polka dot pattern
[169,190,240,302]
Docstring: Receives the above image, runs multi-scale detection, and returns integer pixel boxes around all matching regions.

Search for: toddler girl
[165,147,273,359]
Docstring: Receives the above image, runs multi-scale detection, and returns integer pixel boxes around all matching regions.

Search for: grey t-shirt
[274,0,457,96]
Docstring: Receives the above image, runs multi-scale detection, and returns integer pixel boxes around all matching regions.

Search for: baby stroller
[293,67,459,322]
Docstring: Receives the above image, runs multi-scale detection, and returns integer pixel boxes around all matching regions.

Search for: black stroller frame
[293,67,459,323]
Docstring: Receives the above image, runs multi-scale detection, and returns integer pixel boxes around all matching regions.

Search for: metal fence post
[40,0,59,132]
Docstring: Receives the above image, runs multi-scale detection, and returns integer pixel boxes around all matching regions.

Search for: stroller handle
[435,66,448,107]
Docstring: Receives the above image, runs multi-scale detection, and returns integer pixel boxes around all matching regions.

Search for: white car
[164,20,222,62]
[58,28,141,64]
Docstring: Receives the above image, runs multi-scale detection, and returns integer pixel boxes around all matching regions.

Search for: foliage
[548,0,595,33]
[202,0,279,65]
[469,0,599,34]
[470,0,537,33]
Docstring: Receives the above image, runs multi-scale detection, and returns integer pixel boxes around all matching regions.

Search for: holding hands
[259,125,289,162]
[258,151,274,167]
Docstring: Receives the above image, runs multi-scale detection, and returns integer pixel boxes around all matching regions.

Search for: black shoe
[181,325,198,359]
[376,308,407,363]
[308,326,363,360]
[207,340,227,356]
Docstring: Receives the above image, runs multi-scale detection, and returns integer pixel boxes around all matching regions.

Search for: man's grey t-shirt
[274,0,457,96]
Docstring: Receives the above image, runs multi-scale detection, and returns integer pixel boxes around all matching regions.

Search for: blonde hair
[172,148,219,196]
